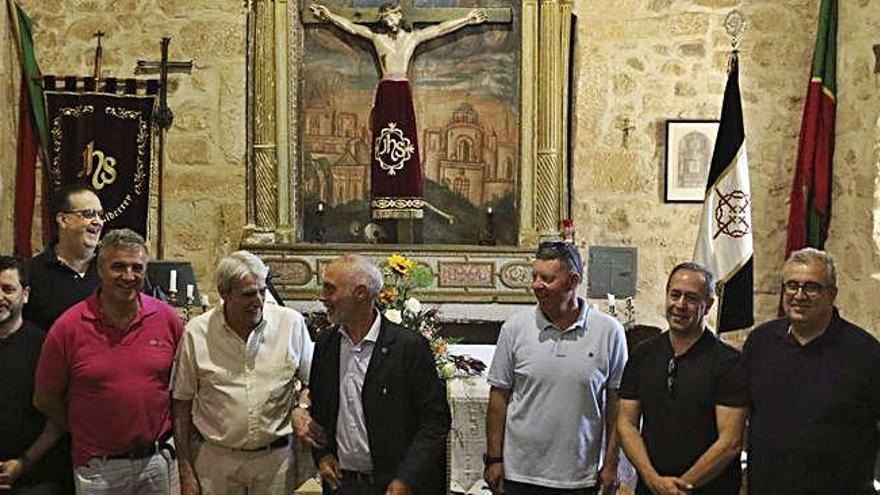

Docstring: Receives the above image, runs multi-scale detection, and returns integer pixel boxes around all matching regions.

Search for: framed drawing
[240,1,578,303]
[664,119,719,203]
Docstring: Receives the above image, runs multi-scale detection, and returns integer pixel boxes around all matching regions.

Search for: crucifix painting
[301,0,519,245]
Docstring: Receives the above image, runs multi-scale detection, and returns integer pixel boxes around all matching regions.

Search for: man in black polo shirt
[22,185,104,494]
[0,256,64,493]
[743,248,880,495]
[23,185,104,331]
[618,262,748,494]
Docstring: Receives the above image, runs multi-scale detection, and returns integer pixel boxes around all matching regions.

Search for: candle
[317,202,325,213]
[186,284,194,300]
[607,293,615,308]
[200,294,210,307]
[169,270,177,293]
[487,206,493,215]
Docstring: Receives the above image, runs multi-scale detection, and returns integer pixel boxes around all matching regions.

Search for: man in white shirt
[172,251,314,494]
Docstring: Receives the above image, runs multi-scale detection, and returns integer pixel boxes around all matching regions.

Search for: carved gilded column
[519,0,539,245]
[534,0,572,237]
[246,0,279,241]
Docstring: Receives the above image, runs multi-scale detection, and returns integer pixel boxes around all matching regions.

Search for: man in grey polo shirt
[485,242,628,495]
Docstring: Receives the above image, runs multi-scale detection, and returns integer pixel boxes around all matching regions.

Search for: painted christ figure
[310,1,488,223]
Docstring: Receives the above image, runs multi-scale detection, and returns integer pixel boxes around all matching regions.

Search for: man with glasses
[33,229,184,494]
[24,185,105,332]
[617,262,747,494]
[485,242,627,494]
[742,248,880,495]
[22,185,105,494]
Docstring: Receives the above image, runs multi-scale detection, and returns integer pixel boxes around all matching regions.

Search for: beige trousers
[195,441,291,495]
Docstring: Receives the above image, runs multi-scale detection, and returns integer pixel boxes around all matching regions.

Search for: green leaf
[410,265,434,288]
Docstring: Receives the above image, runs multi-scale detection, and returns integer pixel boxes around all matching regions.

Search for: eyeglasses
[781,281,826,297]
[537,241,583,276]
[64,208,105,220]
[667,356,677,397]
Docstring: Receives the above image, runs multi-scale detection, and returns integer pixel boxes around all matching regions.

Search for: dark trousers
[4,482,61,495]
[328,471,393,495]
[504,479,598,495]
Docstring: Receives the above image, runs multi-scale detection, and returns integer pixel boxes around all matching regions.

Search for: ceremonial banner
[44,89,155,237]
[693,54,754,333]
[370,79,424,220]
[785,0,837,257]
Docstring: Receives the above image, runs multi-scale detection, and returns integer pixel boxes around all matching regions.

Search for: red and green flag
[785,0,837,257]
[7,0,48,258]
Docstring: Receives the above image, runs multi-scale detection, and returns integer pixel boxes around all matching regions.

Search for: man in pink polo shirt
[34,228,184,494]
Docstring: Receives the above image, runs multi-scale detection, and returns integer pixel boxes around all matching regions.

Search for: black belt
[106,433,175,460]
[237,436,289,452]
[341,469,374,485]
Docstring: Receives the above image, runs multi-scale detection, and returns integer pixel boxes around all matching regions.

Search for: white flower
[384,309,403,324]
[404,297,422,314]
[441,362,457,379]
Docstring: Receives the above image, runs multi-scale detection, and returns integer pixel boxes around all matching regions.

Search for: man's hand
[598,463,620,494]
[0,459,24,490]
[310,4,330,20]
[484,462,504,494]
[385,478,409,495]
[178,468,201,495]
[646,474,692,495]
[468,9,488,24]
[292,407,326,448]
[318,454,342,490]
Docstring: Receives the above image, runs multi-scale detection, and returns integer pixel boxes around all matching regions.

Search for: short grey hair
[335,254,384,299]
[216,250,269,294]
[97,229,148,264]
[668,261,716,299]
[784,247,837,288]
[535,241,583,279]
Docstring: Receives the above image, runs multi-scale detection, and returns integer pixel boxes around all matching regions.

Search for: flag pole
[693,8,754,334]
[715,19,737,334]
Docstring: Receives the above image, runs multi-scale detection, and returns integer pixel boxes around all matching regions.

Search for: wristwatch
[483,454,503,467]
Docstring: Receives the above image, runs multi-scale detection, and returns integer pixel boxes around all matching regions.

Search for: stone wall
[0,4,17,254]
[0,0,878,337]
[572,0,880,338]
[1,0,249,293]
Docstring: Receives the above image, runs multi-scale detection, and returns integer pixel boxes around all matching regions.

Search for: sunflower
[378,287,398,305]
[386,253,415,276]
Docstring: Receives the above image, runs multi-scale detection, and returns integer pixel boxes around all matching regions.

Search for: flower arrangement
[377,253,486,379]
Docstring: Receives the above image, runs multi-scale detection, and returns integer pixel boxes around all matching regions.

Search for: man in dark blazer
[307,254,450,495]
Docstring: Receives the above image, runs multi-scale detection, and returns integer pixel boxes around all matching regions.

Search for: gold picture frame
[241,0,574,302]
